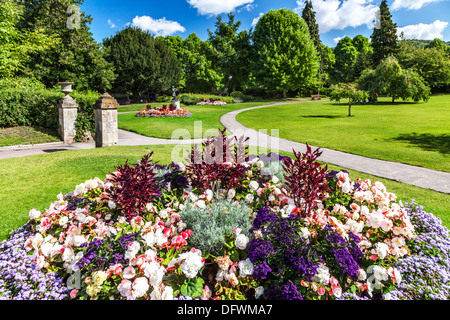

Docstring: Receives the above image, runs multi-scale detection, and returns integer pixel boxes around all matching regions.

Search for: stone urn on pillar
[57,82,78,144]
[94,92,119,148]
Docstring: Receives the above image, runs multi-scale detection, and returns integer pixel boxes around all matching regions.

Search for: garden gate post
[94,92,119,148]
[57,82,78,144]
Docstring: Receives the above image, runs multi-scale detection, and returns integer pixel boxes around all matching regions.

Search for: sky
[80,0,450,47]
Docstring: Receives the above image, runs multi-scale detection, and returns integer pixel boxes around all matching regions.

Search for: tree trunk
[283,87,287,99]
[348,98,352,117]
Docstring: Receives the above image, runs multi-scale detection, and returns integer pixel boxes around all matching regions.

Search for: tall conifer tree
[370,0,399,66]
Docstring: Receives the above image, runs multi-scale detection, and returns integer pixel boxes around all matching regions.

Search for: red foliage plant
[107,152,161,222]
[185,128,250,193]
[282,144,330,218]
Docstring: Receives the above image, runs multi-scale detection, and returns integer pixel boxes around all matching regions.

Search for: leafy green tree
[425,38,450,55]
[370,0,399,66]
[18,0,115,91]
[398,40,450,91]
[359,56,430,102]
[351,35,373,81]
[181,33,222,93]
[207,13,251,92]
[320,44,336,86]
[0,0,54,78]
[329,83,369,116]
[103,27,180,98]
[252,9,319,99]
[333,37,358,82]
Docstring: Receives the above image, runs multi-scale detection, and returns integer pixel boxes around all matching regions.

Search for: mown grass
[0,144,448,241]
[0,126,61,147]
[237,95,450,172]
[118,101,274,139]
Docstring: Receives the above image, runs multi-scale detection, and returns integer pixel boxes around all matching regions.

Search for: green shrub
[0,77,100,141]
[180,199,252,255]
[179,93,202,105]
[156,95,173,103]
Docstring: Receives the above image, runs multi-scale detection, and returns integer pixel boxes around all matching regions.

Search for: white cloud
[397,20,448,39]
[391,0,444,10]
[333,36,345,43]
[186,0,255,15]
[131,16,186,36]
[295,0,379,33]
[251,12,264,27]
[107,19,116,28]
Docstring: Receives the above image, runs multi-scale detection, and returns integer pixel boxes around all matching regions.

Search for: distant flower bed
[136,104,192,118]
[1,130,449,300]
[195,98,228,106]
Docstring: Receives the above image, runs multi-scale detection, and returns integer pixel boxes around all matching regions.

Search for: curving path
[220,101,450,194]
[1,101,449,194]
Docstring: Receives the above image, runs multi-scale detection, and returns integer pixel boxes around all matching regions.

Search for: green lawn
[0,144,448,241]
[0,126,61,147]
[118,101,274,139]
[237,95,450,172]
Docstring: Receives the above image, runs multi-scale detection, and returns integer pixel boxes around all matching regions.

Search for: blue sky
[80,0,450,47]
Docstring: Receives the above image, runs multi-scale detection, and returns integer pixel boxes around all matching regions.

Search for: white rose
[238,258,254,278]
[205,189,213,202]
[132,277,149,298]
[143,261,165,287]
[227,189,236,199]
[72,235,87,247]
[29,209,41,220]
[312,265,330,285]
[108,200,116,209]
[195,200,206,209]
[59,216,68,226]
[272,175,279,184]
[249,181,259,191]
[358,268,367,281]
[374,242,389,259]
[245,193,254,203]
[92,271,108,286]
[299,227,310,238]
[180,252,204,279]
[341,181,352,194]
[256,160,264,168]
[161,286,174,300]
[177,162,186,172]
[235,233,249,250]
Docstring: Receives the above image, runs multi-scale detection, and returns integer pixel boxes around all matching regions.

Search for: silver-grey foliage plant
[180,199,252,255]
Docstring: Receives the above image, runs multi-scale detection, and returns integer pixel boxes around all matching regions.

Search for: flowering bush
[195,98,228,106]
[1,135,449,300]
[136,105,191,118]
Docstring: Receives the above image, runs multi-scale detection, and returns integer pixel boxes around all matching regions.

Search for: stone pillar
[94,92,119,148]
[57,82,78,144]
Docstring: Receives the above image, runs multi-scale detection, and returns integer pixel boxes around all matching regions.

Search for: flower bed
[1,131,449,300]
[195,98,228,106]
[136,104,192,118]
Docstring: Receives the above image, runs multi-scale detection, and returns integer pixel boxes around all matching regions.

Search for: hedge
[0,78,100,142]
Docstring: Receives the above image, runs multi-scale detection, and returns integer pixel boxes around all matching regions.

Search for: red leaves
[185,128,250,192]
[282,144,330,218]
[107,153,161,222]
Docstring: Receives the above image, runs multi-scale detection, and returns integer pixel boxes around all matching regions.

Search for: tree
[370,0,399,66]
[18,0,115,91]
[333,37,358,82]
[103,27,181,98]
[320,44,336,87]
[0,0,54,78]
[398,40,450,91]
[252,9,319,99]
[208,13,251,92]
[302,1,324,94]
[329,83,369,116]
[351,35,373,80]
[359,56,430,102]
[301,1,321,52]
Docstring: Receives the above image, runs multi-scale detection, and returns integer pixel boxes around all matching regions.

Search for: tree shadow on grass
[391,133,450,155]
[301,115,346,119]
